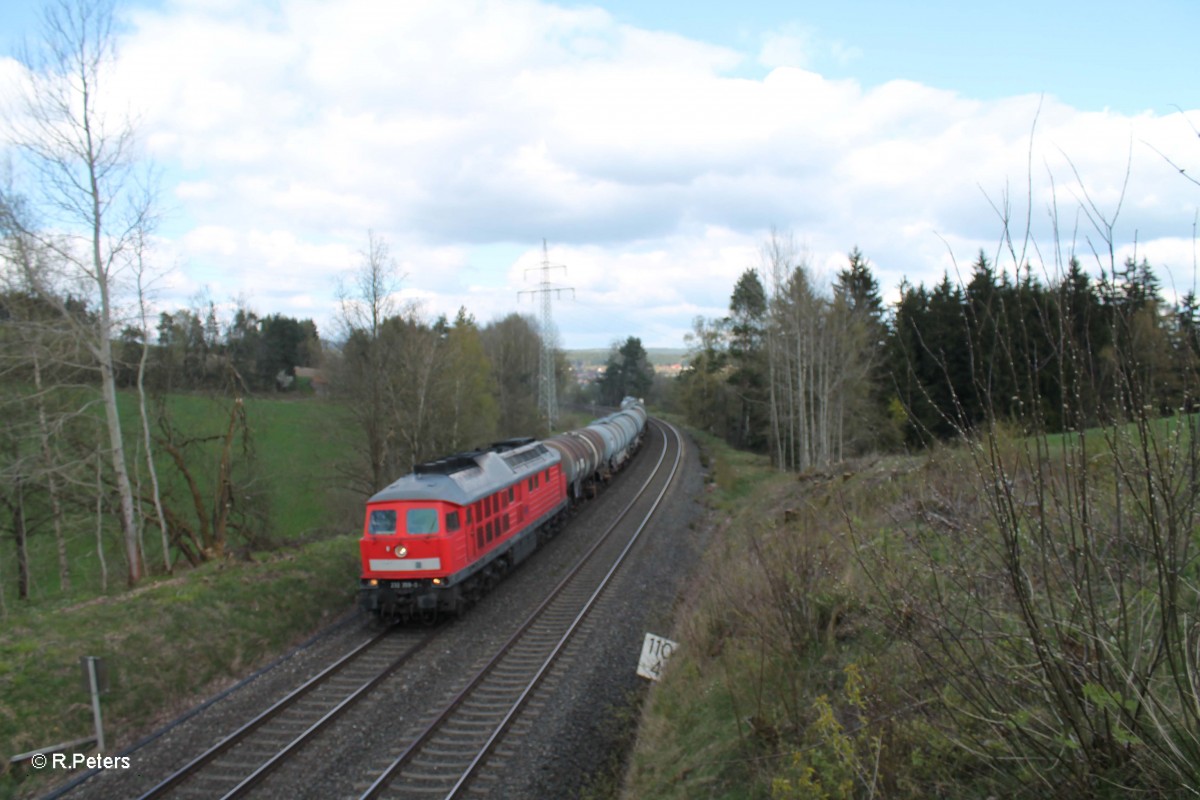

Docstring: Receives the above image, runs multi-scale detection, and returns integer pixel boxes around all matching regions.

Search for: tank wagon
[358,400,648,621]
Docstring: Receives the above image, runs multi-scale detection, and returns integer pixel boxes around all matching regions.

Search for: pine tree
[726,269,768,451]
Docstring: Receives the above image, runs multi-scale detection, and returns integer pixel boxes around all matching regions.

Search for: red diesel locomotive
[358,399,647,621]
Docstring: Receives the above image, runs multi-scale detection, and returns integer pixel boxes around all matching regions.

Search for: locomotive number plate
[391,581,418,589]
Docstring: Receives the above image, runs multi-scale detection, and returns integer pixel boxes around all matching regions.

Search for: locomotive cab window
[406,508,439,535]
[446,511,460,532]
[369,510,396,535]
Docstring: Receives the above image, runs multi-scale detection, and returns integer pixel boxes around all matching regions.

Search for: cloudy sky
[2,0,1198,349]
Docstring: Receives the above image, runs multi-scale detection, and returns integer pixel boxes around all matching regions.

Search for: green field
[566,348,686,368]
[0,392,362,797]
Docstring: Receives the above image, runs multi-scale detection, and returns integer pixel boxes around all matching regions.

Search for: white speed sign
[636,632,678,681]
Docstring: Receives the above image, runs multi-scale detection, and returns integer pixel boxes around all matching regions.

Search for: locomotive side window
[406,508,439,534]
[369,510,396,535]
[446,511,460,532]
[466,507,472,524]
[508,488,514,503]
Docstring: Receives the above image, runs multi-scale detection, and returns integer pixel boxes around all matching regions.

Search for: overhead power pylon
[519,240,574,432]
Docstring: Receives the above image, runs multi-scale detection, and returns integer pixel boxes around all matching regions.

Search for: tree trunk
[94,455,107,592]
[210,393,247,560]
[12,481,30,600]
[99,347,143,585]
[32,350,70,592]
[138,330,171,573]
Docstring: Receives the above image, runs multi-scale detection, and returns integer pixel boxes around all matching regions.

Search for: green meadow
[1,392,362,797]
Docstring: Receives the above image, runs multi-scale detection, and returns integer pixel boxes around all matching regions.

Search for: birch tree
[6,0,155,585]
[761,231,871,471]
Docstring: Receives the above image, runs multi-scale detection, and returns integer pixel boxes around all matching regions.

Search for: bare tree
[332,230,405,494]
[761,230,865,472]
[1,196,90,596]
[5,0,157,585]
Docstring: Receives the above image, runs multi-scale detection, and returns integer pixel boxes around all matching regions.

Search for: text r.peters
[53,753,130,769]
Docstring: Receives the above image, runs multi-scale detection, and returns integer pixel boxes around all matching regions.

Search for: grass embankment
[622,431,894,798]
[1,393,361,797]
[0,540,357,750]
[623,422,1200,798]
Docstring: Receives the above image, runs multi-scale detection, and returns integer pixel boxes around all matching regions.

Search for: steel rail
[446,420,683,798]
[359,419,683,799]
[137,627,435,800]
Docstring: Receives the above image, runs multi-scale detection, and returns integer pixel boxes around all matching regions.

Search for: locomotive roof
[367,441,561,506]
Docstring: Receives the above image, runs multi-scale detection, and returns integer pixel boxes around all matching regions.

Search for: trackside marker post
[637,633,678,681]
[80,656,108,752]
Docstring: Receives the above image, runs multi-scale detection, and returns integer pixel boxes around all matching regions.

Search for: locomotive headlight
[432,578,443,585]
[397,546,408,557]
[368,579,378,586]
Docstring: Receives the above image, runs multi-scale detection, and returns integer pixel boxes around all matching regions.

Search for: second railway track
[136,627,438,800]
[357,418,684,799]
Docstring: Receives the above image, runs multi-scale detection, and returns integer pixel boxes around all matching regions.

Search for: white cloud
[5,0,1196,348]
[758,24,814,70]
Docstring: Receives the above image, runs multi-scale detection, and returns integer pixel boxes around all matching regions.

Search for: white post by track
[81,656,106,753]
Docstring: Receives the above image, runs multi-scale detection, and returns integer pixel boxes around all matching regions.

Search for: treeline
[329,233,668,502]
[675,233,1198,463]
[120,306,322,393]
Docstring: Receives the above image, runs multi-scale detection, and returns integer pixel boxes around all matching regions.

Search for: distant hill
[566,348,687,367]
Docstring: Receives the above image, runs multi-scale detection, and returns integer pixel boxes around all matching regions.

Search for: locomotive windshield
[406,508,440,534]
[368,509,396,534]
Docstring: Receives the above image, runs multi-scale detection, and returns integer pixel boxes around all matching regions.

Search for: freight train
[358,398,648,622]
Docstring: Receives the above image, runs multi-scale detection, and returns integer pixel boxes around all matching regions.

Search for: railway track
[357,418,684,799]
[135,627,438,800]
